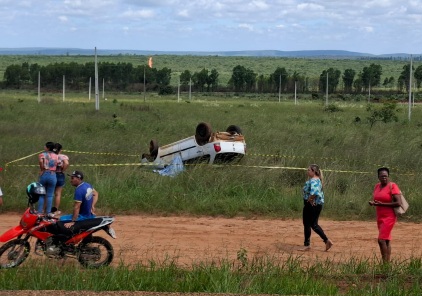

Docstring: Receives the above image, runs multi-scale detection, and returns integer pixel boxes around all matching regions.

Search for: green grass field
[1,90,421,220]
[0,90,422,295]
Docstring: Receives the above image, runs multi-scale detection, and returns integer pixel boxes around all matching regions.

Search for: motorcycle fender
[0,225,25,242]
[66,233,89,245]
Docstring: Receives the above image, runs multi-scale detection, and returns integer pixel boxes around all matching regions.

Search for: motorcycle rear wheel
[78,236,114,268]
[0,239,30,269]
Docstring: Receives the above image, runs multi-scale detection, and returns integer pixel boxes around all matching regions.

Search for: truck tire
[226,125,242,135]
[195,122,212,146]
[149,139,159,158]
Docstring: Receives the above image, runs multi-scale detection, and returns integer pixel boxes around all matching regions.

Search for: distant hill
[0,47,419,59]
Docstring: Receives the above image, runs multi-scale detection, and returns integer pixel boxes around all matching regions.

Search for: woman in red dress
[369,167,402,263]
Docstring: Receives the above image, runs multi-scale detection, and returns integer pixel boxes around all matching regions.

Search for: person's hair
[309,164,324,188]
[54,143,62,154]
[45,142,55,152]
[377,167,390,176]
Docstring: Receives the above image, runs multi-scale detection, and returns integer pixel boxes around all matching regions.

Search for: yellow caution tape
[3,151,417,176]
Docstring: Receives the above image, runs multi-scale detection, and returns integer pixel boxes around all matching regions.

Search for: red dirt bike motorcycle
[0,183,117,269]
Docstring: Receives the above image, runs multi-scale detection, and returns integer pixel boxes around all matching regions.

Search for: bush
[366,102,399,128]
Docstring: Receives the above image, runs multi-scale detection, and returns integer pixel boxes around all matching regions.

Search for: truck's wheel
[226,125,242,135]
[149,139,159,158]
[195,122,212,145]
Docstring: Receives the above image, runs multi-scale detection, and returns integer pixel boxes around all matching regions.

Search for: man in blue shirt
[61,170,98,228]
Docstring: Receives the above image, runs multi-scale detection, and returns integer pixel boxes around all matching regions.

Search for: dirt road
[2,214,422,296]
[1,214,421,266]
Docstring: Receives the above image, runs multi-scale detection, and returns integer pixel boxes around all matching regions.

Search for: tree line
[2,61,422,95]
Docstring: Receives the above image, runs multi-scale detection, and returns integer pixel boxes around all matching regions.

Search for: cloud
[360,26,374,33]
[238,23,254,31]
[297,3,325,11]
[58,16,68,23]
[120,9,155,18]
[0,0,421,54]
[177,9,190,18]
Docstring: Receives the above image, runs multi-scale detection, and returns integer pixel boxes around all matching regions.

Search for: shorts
[56,172,66,187]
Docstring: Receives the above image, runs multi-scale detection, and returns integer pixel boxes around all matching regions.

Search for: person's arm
[91,189,98,215]
[62,157,70,171]
[370,195,401,207]
[307,179,319,206]
[71,201,82,221]
[64,201,81,228]
[38,154,45,171]
[307,195,316,206]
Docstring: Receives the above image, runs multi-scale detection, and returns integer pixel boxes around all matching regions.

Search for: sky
[0,0,421,55]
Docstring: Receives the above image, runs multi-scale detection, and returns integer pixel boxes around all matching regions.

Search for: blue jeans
[38,171,57,214]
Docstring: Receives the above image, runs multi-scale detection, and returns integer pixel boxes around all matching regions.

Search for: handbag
[389,182,409,215]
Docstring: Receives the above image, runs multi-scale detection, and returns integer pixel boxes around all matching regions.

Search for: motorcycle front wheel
[77,236,114,268]
[0,239,30,269]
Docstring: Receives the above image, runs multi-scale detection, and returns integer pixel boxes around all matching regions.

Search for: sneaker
[325,239,333,251]
[298,246,311,251]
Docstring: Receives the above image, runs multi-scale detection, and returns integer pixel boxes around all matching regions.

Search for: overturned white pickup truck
[141,122,246,166]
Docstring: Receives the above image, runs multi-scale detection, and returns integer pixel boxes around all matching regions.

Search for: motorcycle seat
[56,218,106,235]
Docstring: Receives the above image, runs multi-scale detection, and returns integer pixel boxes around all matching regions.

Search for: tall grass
[0,254,422,295]
[1,91,422,295]
[0,91,421,222]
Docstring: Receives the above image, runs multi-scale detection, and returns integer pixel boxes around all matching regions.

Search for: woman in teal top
[300,164,333,251]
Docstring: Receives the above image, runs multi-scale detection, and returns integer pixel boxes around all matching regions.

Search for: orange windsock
[148,57,153,68]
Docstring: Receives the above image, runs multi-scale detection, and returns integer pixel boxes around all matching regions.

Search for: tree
[230,65,247,92]
[229,65,257,92]
[20,62,31,84]
[155,67,172,94]
[29,63,41,85]
[382,76,395,89]
[342,69,356,93]
[3,65,22,87]
[287,71,306,93]
[243,68,257,92]
[207,69,219,92]
[361,63,382,92]
[256,74,271,93]
[398,64,414,93]
[180,70,191,86]
[270,67,289,93]
[415,65,422,89]
[192,68,209,92]
[353,72,363,93]
[319,68,341,93]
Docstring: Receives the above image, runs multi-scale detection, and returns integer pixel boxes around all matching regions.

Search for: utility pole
[278,74,281,103]
[89,77,91,100]
[325,71,328,106]
[143,66,146,102]
[408,55,413,121]
[94,47,99,111]
[63,75,65,102]
[177,76,180,103]
[38,71,41,103]
[189,78,192,101]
